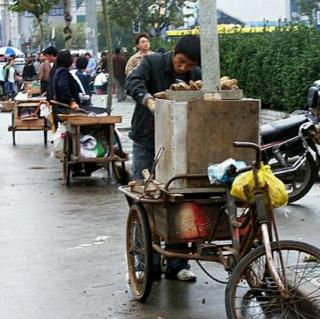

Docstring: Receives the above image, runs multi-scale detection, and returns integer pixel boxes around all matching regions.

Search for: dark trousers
[132,142,190,276]
[40,80,49,95]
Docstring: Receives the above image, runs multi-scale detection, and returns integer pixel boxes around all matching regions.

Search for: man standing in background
[112,48,126,102]
[40,46,57,96]
[125,33,153,76]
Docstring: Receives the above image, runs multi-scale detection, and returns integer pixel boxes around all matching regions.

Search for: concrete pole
[85,0,98,57]
[198,0,220,95]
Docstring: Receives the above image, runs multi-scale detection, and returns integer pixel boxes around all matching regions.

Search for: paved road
[1,101,320,318]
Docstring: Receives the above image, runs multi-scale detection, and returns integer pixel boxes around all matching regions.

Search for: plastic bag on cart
[230,163,288,208]
[208,158,246,184]
[53,123,67,159]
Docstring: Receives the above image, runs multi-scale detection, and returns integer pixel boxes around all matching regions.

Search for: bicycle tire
[126,204,153,302]
[225,240,320,319]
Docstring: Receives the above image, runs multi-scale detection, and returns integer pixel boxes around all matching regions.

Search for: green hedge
[219,24,320,112]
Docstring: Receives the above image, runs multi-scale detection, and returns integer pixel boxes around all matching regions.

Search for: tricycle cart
[59,114,128,185]
[119,142,320,318]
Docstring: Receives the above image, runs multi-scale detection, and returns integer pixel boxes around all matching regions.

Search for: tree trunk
[38,17,44,52]
[63,0,72,49]
[102,0,113,115]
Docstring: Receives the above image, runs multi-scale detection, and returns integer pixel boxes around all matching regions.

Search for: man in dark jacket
[112,47,126,101]
[126,35,202,282]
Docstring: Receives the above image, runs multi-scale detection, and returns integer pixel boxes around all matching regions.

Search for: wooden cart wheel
[12,130,16,146]
[11,112,16,145]
[63,132,71,186]
[43,129,48,146]
[126,204,153,302]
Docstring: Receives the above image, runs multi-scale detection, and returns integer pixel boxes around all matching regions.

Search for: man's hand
[70,101,80,111]
[145,98,155,114]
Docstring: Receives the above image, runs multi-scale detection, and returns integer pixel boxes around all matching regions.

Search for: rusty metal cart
[59,114,128,185]
[119,142,320,318]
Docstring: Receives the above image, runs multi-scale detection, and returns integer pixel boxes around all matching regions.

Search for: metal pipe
[261,223,287,295]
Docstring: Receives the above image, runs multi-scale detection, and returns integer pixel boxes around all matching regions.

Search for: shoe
[176,269,197,282]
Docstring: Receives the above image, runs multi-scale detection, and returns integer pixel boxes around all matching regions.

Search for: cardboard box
[155,99,260,188]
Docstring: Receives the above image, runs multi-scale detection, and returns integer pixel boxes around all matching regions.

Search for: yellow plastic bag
[230,164,288,208]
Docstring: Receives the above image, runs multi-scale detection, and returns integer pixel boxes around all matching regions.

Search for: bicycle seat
[261,114,310,144]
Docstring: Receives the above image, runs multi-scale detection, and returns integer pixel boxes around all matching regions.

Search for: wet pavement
[1,99,320,319]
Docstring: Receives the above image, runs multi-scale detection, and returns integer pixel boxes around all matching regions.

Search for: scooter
[261,84,320,203]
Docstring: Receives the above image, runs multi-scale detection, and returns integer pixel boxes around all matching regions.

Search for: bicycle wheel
[126,204,153,302]
[112,129,130,185]
[226,240,320,319]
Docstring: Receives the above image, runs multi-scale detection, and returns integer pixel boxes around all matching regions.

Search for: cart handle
[50,100,92,115]
[165,173,209,190]
[233,141,261,169]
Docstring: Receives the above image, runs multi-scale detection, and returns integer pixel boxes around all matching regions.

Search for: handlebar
[233,141,261,168]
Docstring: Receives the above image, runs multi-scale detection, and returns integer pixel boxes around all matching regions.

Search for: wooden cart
[8,98,49,145]
[60,114,128,185]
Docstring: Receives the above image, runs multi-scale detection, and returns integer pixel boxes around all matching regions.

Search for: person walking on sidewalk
[38,52,51,94]
[125,33,153,76]
[113,48,126,102]
[43,46,58,99]
[126,35,202,282]
[3,57,17,100]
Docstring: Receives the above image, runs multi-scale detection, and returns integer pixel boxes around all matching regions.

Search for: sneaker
[176,269,197,282]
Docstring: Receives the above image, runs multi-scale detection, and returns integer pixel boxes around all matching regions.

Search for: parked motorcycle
[261,84,320,203]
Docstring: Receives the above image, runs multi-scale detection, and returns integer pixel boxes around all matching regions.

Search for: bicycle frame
[231,141,288,296]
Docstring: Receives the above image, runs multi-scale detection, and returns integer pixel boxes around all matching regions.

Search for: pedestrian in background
[125,33,153,76]
[113,47,126,102]
[51,49,80,127]
[22,57,37,81]
[93,67,108,95]
[3,56,17,100]
[40,46,57,96]
[84,52,96,79]
[126,35,202,282]
[0,54,5,100]
[70,55,92,108]
[44,46,58,101]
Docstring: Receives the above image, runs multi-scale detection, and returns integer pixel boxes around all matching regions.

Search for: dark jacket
[47,63,57,101]
[53,67,80,105]
[75,69,91,95]
[112,54,126,79]
[22,64,37,81]
[126,51,201,148]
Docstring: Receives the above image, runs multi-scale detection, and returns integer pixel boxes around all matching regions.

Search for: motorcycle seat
[261,114,310,144]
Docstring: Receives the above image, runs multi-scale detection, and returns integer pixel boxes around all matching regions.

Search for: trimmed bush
[219,24,320,112]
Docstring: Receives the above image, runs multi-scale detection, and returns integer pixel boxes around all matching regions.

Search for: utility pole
[2,0,11,46]
[198,0,220,96]
[85,0,98,57]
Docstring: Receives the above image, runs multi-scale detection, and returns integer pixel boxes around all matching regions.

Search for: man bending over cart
[126,35,202,282]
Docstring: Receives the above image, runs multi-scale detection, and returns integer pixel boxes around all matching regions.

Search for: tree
[101,0,114,114]
[9,0,59,51]
[63,0,72,49]
[297,0,319,21]
[31,23,86,51]
[109,0,197,38]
